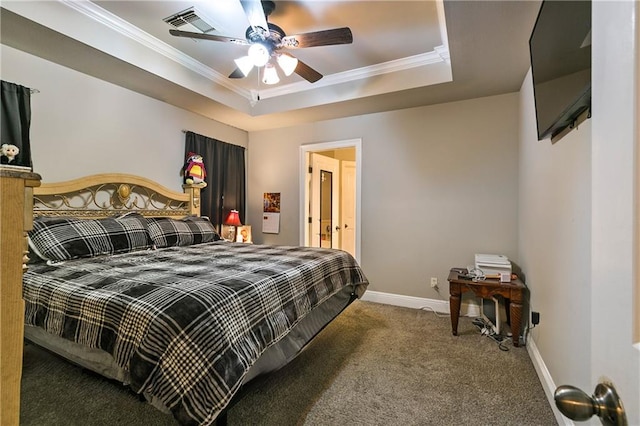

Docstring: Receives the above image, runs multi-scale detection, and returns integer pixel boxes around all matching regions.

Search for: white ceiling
[0,1,542,132]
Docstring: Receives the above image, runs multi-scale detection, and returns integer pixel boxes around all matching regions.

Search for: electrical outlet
[430,277,438,288]
[531,311,540,325]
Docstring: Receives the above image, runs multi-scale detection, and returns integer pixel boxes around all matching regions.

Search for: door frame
[299,138,362,263]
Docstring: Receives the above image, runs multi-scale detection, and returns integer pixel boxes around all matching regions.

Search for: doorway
[299,139,362,262]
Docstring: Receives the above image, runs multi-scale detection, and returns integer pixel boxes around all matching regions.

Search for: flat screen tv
[529,0,591,141]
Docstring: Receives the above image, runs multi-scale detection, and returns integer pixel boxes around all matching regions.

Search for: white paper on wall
[262,212,280,234]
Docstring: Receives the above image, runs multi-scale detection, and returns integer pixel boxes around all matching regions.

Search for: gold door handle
[554,382,627,426]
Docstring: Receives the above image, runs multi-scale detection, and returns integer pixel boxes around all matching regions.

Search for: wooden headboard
[33,173,205,219]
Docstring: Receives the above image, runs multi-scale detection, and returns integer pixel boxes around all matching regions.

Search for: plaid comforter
[23,242,368,425]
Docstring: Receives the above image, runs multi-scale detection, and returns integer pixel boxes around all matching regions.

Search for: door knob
[554,382,627,426]
[335,226,340,231]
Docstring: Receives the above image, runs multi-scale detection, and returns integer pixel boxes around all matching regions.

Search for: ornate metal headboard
[33,173,205,219]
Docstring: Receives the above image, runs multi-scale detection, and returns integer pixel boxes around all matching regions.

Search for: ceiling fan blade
[228,68,246,79]
[169,29,248,45]
[240,0,269,31]
[281,27,353,49]
[294,59,323,83]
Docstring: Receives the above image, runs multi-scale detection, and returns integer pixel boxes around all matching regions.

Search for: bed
[22,173,368,425]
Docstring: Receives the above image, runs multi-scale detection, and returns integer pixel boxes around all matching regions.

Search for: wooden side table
[447,269,526,347]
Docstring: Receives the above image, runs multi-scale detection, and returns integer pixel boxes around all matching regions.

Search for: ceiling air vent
[163,7,216,34]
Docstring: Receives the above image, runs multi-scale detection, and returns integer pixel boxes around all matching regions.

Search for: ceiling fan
[169,0,353,85]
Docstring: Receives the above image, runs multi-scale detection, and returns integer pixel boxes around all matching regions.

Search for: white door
[310,153,340,248]
[590,4,639,425]
[554,5,639,426]
[340,161,356,257]
[589,4,639,425]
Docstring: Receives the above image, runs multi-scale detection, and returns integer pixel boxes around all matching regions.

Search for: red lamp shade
[224,210,242,227]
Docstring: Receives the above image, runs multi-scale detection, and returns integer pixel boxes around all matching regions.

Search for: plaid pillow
[146,216,221,248]
[28,214,153,261]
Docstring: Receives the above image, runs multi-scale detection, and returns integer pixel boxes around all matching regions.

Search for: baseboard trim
[360,290,480,316]
[526,338,573,425]
[360,290,568,424]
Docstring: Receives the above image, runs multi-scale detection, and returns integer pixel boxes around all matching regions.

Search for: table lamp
[224,209,242,241]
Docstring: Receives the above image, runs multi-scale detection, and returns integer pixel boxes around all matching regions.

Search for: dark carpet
[20,301,557,425]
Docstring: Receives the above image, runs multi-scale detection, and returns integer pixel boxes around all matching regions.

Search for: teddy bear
[183,152,207,186]
[0,144,19,164]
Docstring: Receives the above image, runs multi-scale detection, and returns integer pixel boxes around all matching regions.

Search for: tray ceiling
[0,1,541,131]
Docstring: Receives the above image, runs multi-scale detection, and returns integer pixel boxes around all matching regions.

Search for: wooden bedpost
[0,168,41,426]
[182,182,206,217]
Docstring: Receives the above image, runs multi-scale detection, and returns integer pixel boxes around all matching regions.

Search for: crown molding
[59,0,251,99]
[259,47,450,99]
[434,45,450,64]
[59,0,450,104]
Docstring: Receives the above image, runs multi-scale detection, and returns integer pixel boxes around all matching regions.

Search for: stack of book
[475,253,512,281]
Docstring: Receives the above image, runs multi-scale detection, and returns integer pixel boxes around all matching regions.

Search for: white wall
[247,93,520,299]
[0,45,247,192]
[518,69,592,392]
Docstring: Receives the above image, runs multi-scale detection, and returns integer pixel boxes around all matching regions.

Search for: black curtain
[184,131,246,228]
[1,81,32,168]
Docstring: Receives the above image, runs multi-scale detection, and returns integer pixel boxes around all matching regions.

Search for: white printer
[474,253,512,282]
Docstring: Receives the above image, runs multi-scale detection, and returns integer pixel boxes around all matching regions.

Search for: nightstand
[447,268,526,347]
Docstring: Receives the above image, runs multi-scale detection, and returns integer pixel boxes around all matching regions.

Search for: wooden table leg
[449,283,462,336]
[509,290,523,347]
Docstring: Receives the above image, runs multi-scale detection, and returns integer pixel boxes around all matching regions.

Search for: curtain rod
[30,88,40,94]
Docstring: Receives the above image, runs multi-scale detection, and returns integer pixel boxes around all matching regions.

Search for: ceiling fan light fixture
[234,56,254,77]
[248,43,270,67]
[277,53,298,76]
[262,63,280,85]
